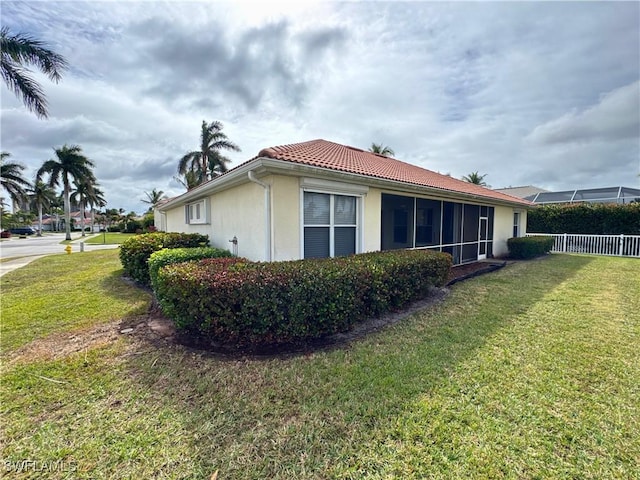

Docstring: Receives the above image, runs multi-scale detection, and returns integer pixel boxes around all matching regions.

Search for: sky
[1,0,639,214]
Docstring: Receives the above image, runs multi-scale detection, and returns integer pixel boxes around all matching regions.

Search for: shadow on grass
[98,268,152,302]
[123,254,595,478]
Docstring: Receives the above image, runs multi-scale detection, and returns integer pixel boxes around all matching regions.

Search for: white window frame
[513,211,521,238]
[300,189,363,258]
[185,199,210,225]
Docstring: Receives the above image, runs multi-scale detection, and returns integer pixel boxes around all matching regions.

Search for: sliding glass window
[304,192,357,259]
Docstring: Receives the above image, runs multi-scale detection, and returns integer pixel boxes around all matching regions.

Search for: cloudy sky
[2,0,639,214]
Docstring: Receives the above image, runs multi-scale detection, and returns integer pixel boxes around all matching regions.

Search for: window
[185,199,208,224]
[513,212,521,237]
[303,192,358,258]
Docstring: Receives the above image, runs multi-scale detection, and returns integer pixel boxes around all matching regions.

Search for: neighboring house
[32,211,99,232]
[158,139,533,265]
[524,186,640,205]
[494,185,549,199]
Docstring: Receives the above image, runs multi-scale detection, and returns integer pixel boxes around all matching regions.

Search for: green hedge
[507,236,554,259]
[148,247,233,291]
[119,232,209,285]
[153,249,452,351]
[528,203,640,235]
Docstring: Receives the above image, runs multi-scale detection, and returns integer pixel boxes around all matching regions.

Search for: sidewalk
[0,256,47,277]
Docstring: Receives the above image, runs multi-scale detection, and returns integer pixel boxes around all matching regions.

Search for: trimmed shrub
[507,236,554,259]
[528,203,640,235]
[119,232,209,285]
[148,246,233,291]
[154,249,452,350]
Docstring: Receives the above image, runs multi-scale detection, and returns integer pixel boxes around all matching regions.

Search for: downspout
[248,170,272,261]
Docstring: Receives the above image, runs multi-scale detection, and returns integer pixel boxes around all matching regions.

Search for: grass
[0,250,150,351]
[1,253,638,479]
[83,232,136,245]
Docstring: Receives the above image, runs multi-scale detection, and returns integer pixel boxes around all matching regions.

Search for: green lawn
[83,232,136,245]
[0,250,149,351]
[1,252,638,479]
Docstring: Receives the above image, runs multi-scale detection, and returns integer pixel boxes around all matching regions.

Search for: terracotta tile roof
[258,139,532,206]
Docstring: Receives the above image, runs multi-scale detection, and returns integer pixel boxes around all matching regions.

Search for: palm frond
[0,27,68,81]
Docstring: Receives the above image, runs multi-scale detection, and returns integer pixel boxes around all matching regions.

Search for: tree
[86,185,106,233]
[178,120,240,185]
[1,26,69,119]
[37,145,96,240]
[141,188,167,211]
[104,208,122,231]
[368,143,395,157]
[1,152,31,210]
[70,178,97,237]
[173,171,200,191]
[28,180,56,236]
[462,171,488,186]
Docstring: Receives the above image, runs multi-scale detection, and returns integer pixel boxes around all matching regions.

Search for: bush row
[507,236,554,259]
[119,232,210,285]
[528,203,640,235]
[153,249,452,351]
[148,247,233,291]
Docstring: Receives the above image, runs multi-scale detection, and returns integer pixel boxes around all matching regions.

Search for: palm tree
[173,171,200,191]
[1,26,69,119]
[178,120,241,185]
[368,143,395,157]
[28,180,57,236]
[70,178,97,237]
[37,145,96,240]
[1,152,31,210]
[141,188,167,211]
[462,171,488,186]
[86,185,106,234]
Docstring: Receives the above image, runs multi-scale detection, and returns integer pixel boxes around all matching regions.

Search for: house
[32,211,100,232]
[494,185,549,199]
[524,186,640,205]
[157,139,533,265]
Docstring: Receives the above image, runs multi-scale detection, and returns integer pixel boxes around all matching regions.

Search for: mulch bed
[447,260,507,285]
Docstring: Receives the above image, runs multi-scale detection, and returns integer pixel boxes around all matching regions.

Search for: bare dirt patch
[3,310,176,366]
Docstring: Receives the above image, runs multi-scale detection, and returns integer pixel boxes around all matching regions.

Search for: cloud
[1,1,638,214]
[118,16,348,112]
[527,81,640,145]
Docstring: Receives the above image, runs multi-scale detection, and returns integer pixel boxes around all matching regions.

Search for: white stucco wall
[271,174,301,261]
[163,182,266,260]
[363,187,382,253]
[162,172,530,262]
[493,206,528,257]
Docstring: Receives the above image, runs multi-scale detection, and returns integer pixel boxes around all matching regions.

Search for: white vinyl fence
[526,233,640,258]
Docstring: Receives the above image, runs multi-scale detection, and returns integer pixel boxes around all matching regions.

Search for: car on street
[8,227,37,236]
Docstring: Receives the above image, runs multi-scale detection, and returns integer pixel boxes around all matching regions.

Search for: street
[0,233,119,276]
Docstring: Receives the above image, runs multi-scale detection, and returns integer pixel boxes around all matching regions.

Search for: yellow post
[65,245,72,255]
